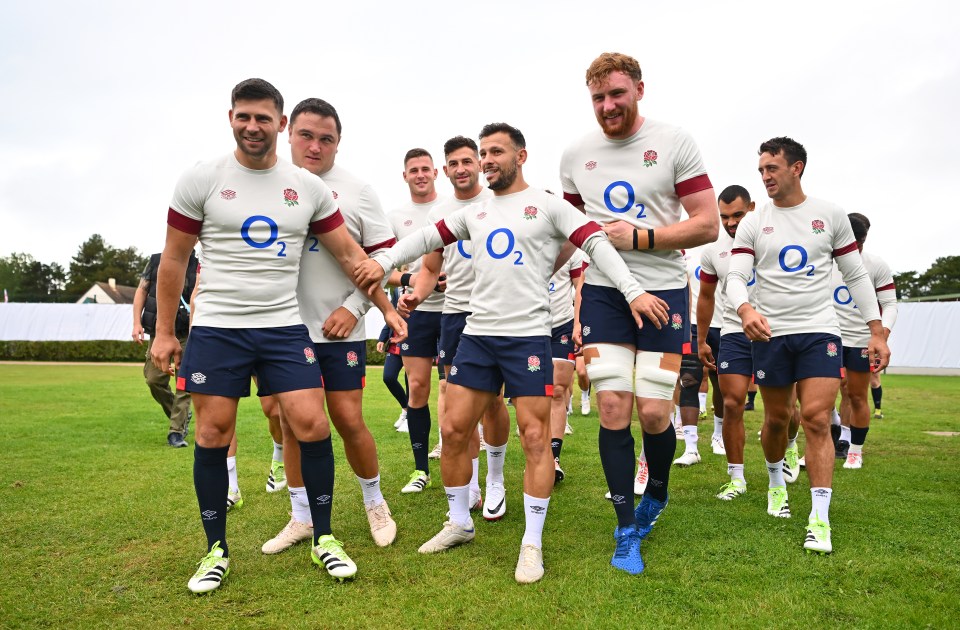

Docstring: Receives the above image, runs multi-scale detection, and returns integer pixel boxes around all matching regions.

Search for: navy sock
[851,426,870,446]
[194,444,230,556]
[747,391,757,404]
[642,424,676,503]
[598,426,636,527]
[551,438,563,460]
[299,438,335,541]
[872,386,882,409]
[407,405,431,474]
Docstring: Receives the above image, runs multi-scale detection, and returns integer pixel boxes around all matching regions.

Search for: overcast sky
[1,0,956,279]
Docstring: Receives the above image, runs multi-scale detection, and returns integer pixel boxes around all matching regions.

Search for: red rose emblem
[644,150,658,162]
[812,219,825,234]
[304,347,316,364]
[347,351,358,362]
[671,313,683,330]
[527,355,542,371]
[523,206,538,220]
[284,188,298,201]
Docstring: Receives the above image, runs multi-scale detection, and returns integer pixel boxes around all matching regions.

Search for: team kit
[148,52,894,593]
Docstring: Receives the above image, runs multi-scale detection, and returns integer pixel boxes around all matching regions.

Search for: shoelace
[369,505,389,528]
[520,546,540,568]
[614,531,634,557]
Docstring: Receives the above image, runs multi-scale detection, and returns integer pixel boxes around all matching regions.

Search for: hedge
[0,340,387,365]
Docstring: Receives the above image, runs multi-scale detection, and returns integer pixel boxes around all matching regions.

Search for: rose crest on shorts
[643,150,658,167]
[283,188,299,207]
[812,219,825,234]
[826,342,838,357]
[671,313,683,330]
[583,326,591,337]
[304,347,316,364]
[756,370,766,380]
[561,334,569,345]
[346,351,359,367]
[527,356,541,372]
[860,348,869,358]
[523,206,539,220]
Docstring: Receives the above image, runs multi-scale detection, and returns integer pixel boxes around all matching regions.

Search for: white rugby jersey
[297,164,395,344]
[831,251,898,347]
[388,198,445,312]
[684,246,722,329]
[699,231,756,336]
[727,197,881,337]
[373,187,644,337]
[559,118,713,291]
[169,153,342,328]
[427,189,494,314]
[549,249,586,328]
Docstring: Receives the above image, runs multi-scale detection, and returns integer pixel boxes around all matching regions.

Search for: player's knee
[634,351,680,400]
[584,344,634,393]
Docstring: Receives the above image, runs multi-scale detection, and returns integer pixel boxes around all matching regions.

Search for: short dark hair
[479,122,526,150]
[718,184,752,205]
[443,136,478,158]
[848,212,871,245]
[404,148,433,167]
[290,98,342,135]
[759,136,807,178]
[231,78,283,114]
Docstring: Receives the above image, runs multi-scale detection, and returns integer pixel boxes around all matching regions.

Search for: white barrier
[887,302,960,369]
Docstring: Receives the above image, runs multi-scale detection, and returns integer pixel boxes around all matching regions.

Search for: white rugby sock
[226,456,239,491]
[521,494,550,548]
[272,441,283,463]
[357,474,384,506]
[840,425,851,443]
[831,409,841,426]
[445,485,471,527]
[682,425,699,452]
[288,486,311,524]
[810,487,832,524]
[698,392,707,413]
[766,459,785,487]
[728,463,745,483]
[713,415,723,439]
[470,458,480,495]
[486,443,506,485]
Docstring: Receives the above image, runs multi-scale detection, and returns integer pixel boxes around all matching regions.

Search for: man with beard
[151,79,405,592]
[559,52,719,574]
[354,122,661,583]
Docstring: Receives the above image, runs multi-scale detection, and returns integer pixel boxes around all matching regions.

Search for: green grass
[1,366,958,629]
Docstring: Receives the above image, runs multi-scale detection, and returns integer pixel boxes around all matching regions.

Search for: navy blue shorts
[842,345,871,374]
[707,327,721,367]
[448,334,554,398]
[580,284,689,354]
[399,310,442,358]
[551,319,575,362]
[685,323,698,355]
[314,340,366,391]
[438,312,469,368]
[718,332,753,377]
[178,325,321,397]
[752,333,842,387]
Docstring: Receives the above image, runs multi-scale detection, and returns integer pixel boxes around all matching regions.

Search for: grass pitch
[1,365,958,628]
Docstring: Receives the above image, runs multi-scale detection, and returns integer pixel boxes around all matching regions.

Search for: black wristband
[632,229,639,250]
[647,228,655,250]
[400,273,412,288]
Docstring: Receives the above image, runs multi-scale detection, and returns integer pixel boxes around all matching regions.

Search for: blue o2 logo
[241,215,287,257]
[747,268,757,287]
[486,228,523,266]
[603,181,647,218]
[694,265,702,280]
[456,240,472,259]
[778,245,814,277]
[834,285,857,308]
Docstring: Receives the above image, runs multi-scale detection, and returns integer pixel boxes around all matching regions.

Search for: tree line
[0,235,147,303]
[1,235,956,303]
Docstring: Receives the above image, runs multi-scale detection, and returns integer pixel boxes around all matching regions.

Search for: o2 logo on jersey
[456,240,472,260]
[694,265,701,281]
[778,245,815,277]
[833,285,858,309]
[485,228,523,266]
[603,181,647,219]
[241,215,288,257]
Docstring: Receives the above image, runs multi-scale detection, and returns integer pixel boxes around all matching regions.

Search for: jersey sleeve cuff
[700,271,719,284]
[568,222,602,248]
[167,208,202,235]
[675,174,712,198]
[363,237,397,255]
[563,192,584,207]
[310,209,345,234]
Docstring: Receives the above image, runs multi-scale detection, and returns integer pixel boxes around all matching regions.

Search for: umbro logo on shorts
[439,350,446,358]
[720,361,729,369]
[401,343,409,351]
[201,510,217,520]
[316,494,331,505]
[450,366,458,376]
[191,372,207,384]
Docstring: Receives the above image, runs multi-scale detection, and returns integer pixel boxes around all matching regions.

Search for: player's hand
[573,321,582,347]
[384,309,408,344]
[628,293,669,330]
[883,327,891,341]
[868,333,891,372]
[738,305,772,342]
[150,332,182,375]
[322,307,357,340]
[434,273,447,293]
[376,341,385,353]
[354,259,385,293]
[601,221,636,251]
[132,324,145,345]
[698,341,716,372]
[397,293,420,318]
